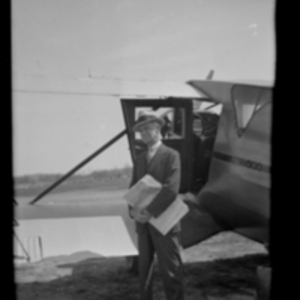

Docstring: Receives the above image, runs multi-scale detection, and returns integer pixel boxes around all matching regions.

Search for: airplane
[14,71,271,278]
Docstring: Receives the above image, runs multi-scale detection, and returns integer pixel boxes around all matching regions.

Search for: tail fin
[206,70,214,80]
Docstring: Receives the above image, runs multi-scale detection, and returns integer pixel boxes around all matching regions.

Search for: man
[128,110,185,300]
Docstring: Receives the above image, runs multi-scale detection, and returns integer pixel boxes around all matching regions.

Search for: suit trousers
[138,224,185,300]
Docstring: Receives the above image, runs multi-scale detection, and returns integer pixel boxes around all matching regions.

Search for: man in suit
[128,110,185,300]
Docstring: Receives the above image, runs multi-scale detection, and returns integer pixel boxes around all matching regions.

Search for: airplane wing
[187,80,273,104]
[180,197,223,248]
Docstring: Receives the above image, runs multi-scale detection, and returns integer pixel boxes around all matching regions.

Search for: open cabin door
[121,98,194,193]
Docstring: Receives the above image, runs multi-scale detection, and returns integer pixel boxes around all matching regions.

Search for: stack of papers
[124,174,162,208]
[124,175,189,235]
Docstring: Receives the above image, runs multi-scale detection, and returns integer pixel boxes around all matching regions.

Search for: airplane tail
[206,70,214,80]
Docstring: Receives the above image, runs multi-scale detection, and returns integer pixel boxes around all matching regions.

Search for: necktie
[147,149,154,164]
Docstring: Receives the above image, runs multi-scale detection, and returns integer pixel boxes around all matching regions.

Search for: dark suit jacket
[129,143,181,234]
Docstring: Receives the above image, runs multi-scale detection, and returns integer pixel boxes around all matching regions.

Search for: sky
[12,0,275,176]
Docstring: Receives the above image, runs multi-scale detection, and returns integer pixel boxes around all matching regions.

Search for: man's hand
[132,207,151,223]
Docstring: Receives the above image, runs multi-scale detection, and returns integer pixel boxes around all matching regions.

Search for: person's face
[138,122,160,146]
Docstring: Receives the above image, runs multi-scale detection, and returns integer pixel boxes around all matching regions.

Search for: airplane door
[121,98,194,193]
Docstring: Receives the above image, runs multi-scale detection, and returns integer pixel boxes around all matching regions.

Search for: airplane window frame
[232,86,272,137]
[133,106,185,141]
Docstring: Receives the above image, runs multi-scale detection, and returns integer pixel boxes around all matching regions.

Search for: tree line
[14,166,133,197]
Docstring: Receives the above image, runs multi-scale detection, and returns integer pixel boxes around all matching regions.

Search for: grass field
[15,186,269,299]
[14,169,132,198]
[15,232,268,300]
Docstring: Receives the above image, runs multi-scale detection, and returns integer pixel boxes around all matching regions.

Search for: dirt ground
[15,232,268,300]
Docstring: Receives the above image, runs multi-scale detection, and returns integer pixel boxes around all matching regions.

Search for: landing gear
[255,266,271,300]
[255,243,271,300]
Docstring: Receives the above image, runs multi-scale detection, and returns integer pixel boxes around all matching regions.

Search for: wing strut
[29,129,128,205]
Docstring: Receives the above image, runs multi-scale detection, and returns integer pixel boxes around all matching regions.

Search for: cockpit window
[232,85,272,136]
[134,106,185,140]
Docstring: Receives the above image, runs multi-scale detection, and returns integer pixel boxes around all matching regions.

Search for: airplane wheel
[255,266,271,300]
[126,255,138,275]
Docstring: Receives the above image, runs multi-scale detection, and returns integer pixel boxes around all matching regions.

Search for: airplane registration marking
[213,151,270,173]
